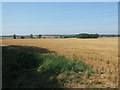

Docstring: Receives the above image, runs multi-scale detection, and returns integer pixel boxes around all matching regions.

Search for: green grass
[2,45,94,88]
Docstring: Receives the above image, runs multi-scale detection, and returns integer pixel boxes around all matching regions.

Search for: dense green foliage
[2,46,94,88]
[38,34,42,39]
[63,33,99,39]
[76,33,99,38]
[13,34,16,39]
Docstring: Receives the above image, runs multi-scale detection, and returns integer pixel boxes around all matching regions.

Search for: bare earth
[2,37,118,88]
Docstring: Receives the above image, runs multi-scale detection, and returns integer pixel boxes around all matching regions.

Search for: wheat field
[2,37,119,88]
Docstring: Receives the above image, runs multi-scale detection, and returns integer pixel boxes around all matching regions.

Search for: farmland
[2,37,118,88]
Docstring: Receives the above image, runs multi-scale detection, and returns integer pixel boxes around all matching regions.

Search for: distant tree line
[13,33,99,39]
[64,35,76,38]
[99,34,119,37]
[13,33,119,39]
[13,34,42,39]
[76,33,99,38]
[64,33,99,38]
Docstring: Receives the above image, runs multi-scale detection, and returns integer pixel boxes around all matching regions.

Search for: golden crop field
[2,37,119,88]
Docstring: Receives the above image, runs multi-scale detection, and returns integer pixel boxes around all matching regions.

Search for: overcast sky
[2,2,118,35]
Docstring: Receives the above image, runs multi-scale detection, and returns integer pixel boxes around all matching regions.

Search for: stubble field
[2,37,119,88]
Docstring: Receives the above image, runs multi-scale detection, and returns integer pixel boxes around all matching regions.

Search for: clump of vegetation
[64,35,76,38]
[63,33,99,39]
[76,33,99,38]
[38,34,42,39]
[2,45,94,88]
[30,34,34,39]
[13,34,16,39]
[21,36,25,39]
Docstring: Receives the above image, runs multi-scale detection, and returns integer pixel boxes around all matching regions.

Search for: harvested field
[2,37,118,88]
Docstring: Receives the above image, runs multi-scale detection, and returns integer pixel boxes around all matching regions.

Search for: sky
[2,2,118,35]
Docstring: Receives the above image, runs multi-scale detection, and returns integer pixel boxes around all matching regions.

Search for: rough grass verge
[2,45,94,88]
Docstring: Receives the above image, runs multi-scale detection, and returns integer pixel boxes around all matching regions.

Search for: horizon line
[1,33,119,36]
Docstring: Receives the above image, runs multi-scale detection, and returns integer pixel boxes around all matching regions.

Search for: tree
[76,33,99,39]
[13,34,16,39]
[95,34,99,38]
[21,36,25,39]
[38,34,42,39]
[30,34,33,39]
